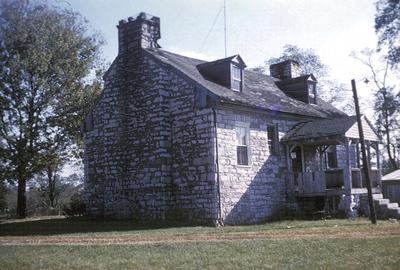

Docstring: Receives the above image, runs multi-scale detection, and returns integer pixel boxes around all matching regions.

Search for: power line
[199,4,224,53]
[224,0,227,57]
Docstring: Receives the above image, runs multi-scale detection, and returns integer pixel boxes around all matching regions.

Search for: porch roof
[282,115,378,144]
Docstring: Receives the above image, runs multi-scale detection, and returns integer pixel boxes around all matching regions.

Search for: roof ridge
[147,48,208,63]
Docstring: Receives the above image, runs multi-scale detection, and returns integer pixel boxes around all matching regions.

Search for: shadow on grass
[0,216,186,236]
[0,215,375,237]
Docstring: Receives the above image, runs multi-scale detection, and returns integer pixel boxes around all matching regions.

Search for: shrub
[62,193,86,217]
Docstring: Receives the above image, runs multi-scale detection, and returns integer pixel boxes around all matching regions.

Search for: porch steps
[371,193,400,219]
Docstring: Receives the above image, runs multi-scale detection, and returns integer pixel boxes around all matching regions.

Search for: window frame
[308,82,317,104]
[325,145,338,169]
[235,122,251,166]
[231,64,242,92]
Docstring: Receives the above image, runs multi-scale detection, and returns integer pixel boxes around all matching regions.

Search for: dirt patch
[1,225,400,246]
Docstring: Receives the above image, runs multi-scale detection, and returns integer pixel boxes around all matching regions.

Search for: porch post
[356,141,360,168]
[343,138,352,193]
[375,142,382,185]
[376,142,380,170]
[318,147,323,171]
[366,141,372,165]
[300,144,305,172]
[342,137,356,217]
[285,145,293,172]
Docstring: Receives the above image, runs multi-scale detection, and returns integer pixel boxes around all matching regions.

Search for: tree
[0,181,7,212]
[264,44,353,113]
[352,48,400,171]
[0,0,103,218]
[266,44,328,78]
[375,0,400,68]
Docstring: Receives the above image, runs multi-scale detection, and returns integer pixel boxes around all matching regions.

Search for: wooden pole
[351,79,377,224]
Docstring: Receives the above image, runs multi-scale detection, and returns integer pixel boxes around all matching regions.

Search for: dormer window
[231,65,242,91]
[275,74,318,104]
[308,82,317,104]
[196,54,246,92]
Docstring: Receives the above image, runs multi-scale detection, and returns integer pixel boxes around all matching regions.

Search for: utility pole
[223,0,227,57]
[351,79,377,224]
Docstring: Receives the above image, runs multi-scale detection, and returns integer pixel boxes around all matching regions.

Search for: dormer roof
[196,54,247,69]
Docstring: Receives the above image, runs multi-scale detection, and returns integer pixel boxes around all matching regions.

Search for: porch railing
[286,168,381,195]
[351,168,381,188]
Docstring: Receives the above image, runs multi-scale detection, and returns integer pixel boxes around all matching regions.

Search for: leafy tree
[248,66,265,74]
[352,48,400,171]
[375,0,400,68]
[264,44,353,113]
[266,44,328,78]
[0,0,103,218]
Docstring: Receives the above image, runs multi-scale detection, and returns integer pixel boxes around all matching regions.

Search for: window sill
[237,164,252,168]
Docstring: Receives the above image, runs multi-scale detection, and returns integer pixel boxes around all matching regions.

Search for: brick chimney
[269,60,300,80]
[117,12,161,54]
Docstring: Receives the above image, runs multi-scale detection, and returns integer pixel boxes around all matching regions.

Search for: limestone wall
[215,108,300,224]
[83,52,218,224]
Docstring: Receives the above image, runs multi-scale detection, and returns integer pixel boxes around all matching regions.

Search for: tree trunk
[47,167,56,208]
[17,177,27,219]
[384,115,398,170]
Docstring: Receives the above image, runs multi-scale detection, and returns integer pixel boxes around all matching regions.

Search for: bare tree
[352,48,400,171]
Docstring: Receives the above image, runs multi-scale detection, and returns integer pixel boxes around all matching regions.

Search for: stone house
[82,12,396,225]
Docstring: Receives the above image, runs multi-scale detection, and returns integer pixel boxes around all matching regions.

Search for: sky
[58,0,380,80]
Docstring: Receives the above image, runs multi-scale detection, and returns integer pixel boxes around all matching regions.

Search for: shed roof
[144,48,346,119]
[382,170,400,181]
[281,115,378,143]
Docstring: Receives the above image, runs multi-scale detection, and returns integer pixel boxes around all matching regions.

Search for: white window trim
[231,64,242,92]
[235,122,251,166]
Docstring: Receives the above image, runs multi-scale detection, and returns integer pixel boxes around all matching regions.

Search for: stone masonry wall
[215,108,300,224]
[83,50,218,224]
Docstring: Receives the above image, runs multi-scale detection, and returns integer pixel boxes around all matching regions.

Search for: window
[326,146,338,168]
[231,65,242,91]
[308,83,317,104]
[236,125,249,165]
[267,124,279,155]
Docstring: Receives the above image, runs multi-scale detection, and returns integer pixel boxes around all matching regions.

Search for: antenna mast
[224,0,227,57]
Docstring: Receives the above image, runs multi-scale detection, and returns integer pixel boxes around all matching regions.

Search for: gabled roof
[144,48,346,118]
[382,170,400,181]
[197,54,246,69]
[281,115,378,142]
[276,74,317,86]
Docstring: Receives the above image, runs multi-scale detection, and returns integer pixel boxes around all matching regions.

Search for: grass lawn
[1,217,400,269]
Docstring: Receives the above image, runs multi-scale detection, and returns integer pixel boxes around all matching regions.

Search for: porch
[286,169,382,197]
[282,116,382,198]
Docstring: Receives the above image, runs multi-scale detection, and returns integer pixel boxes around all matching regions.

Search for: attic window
[231,65,242,91]
[308,82,317,104]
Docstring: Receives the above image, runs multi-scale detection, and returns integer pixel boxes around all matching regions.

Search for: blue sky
[60,0,379,82]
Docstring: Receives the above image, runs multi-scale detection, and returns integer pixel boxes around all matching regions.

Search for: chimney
[269,60,300,80]
[117,12,161,54]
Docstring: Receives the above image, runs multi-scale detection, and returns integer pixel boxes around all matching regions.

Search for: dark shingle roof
[281,115,358,141]
[144,48,346,118]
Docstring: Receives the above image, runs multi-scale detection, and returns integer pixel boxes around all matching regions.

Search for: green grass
[1,237,400,270]
[1,217,400,269]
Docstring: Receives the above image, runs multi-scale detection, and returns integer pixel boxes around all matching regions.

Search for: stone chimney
[117,12,161,54]
[269,60,300,80]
